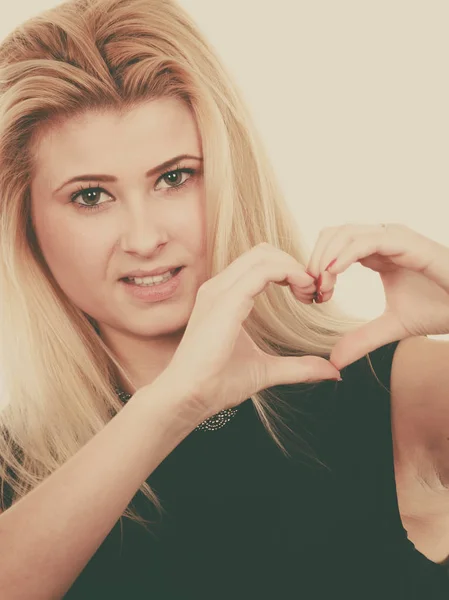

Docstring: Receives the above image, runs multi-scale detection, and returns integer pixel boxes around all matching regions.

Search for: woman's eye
[155,168,195,191]
[69,167,198,212]
[70,187,109,212]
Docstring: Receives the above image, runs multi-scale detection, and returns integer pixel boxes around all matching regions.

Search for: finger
[277,273,316,290]
[317,224,387,276]
[313,286,335,304]
[285,277,317,301]
[299,289,317,304]
[260,245,318,291]
[315,227,384,300]
[309,270,336,304]
[317,270,337,294]
[306,227,339,279]
[206,243,316,297]
[326,233,397,275]
[224,259,320,322]
[329,312,406,370]
[264,355,341,388]
[276,279,316,304]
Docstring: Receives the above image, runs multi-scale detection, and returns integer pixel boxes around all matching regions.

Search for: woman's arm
[0,373,199,599]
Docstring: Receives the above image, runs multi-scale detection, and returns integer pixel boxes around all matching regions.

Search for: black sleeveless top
[9,342,449,598]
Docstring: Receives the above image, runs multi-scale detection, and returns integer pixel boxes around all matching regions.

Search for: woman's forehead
[31,98,202,192]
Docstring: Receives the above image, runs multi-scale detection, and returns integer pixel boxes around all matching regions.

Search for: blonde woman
[0,0,448,598]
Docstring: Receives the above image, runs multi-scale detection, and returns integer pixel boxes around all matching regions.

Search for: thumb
[263,355,341,388]
[329,311,405,370]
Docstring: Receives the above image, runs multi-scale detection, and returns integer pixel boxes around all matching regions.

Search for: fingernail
[325,258,337,271]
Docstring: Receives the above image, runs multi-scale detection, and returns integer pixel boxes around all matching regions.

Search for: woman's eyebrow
[52,154,203,195]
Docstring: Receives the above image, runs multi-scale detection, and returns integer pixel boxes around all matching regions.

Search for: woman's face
[30,98,208,343]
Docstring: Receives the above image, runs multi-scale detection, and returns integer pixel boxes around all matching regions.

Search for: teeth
[127,270,175,285]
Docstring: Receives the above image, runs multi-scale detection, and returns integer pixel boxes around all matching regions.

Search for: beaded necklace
[114,386,239,432]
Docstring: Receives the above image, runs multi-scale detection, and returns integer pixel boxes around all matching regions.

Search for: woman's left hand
[306,223,449,370]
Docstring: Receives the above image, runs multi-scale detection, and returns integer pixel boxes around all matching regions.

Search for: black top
[8,342,449,598]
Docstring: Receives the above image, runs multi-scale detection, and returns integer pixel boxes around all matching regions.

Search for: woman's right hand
[161,243,341,421]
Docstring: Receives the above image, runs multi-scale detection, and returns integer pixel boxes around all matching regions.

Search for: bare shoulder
[390,335,449,564]
[390,335,449,488]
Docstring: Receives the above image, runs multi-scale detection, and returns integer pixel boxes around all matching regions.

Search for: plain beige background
[1,1,448,338]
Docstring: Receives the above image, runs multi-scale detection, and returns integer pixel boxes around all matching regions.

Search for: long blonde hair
[0,0,373,528]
